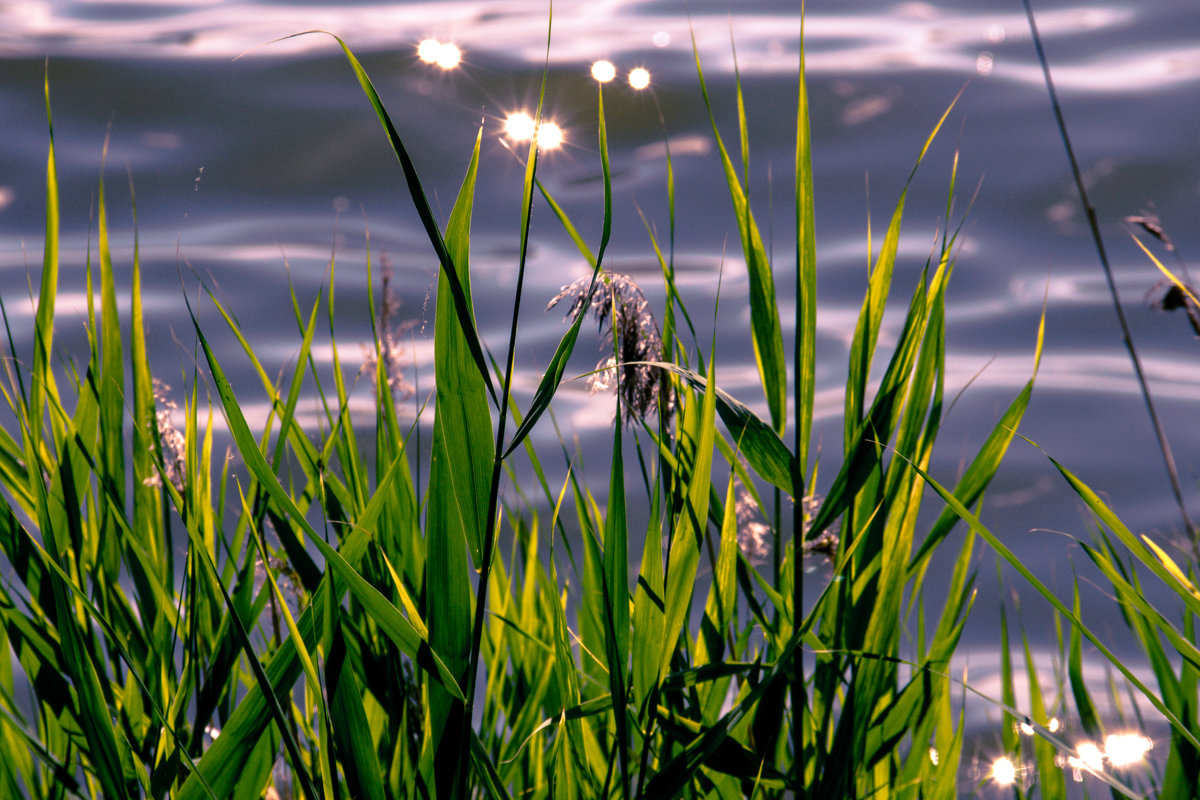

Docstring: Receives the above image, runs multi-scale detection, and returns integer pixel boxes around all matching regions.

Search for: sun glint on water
[417,38,461,69]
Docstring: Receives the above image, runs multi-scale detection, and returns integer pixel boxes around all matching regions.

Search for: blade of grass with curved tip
[284,30,495,404]
[691,34,786,434]
[646,361,794,496]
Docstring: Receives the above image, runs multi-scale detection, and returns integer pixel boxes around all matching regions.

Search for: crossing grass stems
[1,5,1191,799]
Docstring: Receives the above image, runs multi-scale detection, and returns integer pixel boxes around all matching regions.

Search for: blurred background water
[3,0,1200,791]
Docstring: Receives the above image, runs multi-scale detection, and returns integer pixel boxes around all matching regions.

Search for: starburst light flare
[628,67,651,90]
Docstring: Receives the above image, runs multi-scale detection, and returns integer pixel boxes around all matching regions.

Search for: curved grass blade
[647,360,795,495]
[910,454,1200,752]
[691,33,786,434]
[281,30,495,404]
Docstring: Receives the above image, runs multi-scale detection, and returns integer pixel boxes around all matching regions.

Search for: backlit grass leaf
[647,361,795,496]
[691,35,787,434]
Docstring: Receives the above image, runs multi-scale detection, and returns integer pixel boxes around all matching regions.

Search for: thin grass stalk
[456,10,554,796]
[793,3,815,793]
[1021,0,1198,560]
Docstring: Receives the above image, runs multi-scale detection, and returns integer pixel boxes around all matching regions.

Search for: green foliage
[0,18,1072,800]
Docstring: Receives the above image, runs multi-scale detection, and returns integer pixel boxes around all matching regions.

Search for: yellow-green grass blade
[691,35,786,434]
[1021,627,1067,800]
[29,69,60,462]
[95,158,125,563]
[913,459,1200,752]
[126,175,164,578]
[631,486,665,718]
[658,357,718,682]
[795,3,816,480]
[1042,446,1200,625]
[601,407,631,795]
[843,93,960,446]
[269,286,322,474]
[432,125,492,567]
[648,361,794,495]
[1067,579,1102,739]
[426,126,488,795]
[241,488,334,796]
[909,298,1044,582]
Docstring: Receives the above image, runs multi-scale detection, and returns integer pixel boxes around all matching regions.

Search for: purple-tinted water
[3,1,1200,792]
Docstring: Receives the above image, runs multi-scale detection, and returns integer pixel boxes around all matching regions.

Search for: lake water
[4,0,1200,790]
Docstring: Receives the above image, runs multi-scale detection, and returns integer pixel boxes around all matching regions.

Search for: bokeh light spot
[991,757,1016,786]
[504,112,536,141]
[1070,741,1104,774]
[591,60,616,83]
[628,67,651,90]
[417,38,441,64]
[536,122,564,150]
[418,39,461,69]
[435,43,461,69]
[1105,733,1153,768]
[652,30,670,47]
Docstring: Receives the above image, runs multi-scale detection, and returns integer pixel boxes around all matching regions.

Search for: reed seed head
[548,271,670,424]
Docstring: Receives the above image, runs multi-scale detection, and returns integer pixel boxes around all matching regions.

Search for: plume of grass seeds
[548,271,670,423]
[360,254,416,399]
[145,378,186,492]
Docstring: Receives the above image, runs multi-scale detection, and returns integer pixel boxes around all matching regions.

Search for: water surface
[4,0,1200,788]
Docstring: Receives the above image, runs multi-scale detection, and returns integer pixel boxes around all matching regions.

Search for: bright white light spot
[1105,733,1153,768]
[652,30,670,47]
[1070,741,1104,773]
[628,67,651,90]
[591,60,616,83]
[504,112,536,141]
[991,757,1016,786]
[928,746,938,766]
[536,122,564,150]
[1019,721,1035,736]
[417,38,442,64]
[976,51,994,76]
[435,42,461,70]
[987,23,1006,43]
[1048,717,1061,733]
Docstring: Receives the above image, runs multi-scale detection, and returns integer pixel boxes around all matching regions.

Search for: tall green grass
[0,18,1062,800]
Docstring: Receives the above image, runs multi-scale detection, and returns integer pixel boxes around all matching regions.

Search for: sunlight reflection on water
[5,1,1196,94]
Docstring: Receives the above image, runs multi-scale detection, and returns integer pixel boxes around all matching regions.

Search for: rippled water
[4,0,1200,784]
